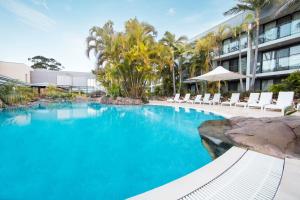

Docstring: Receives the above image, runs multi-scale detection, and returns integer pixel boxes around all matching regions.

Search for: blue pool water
[0,103,223,200]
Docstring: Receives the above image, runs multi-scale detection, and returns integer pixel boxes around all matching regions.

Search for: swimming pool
[0,103,224,199]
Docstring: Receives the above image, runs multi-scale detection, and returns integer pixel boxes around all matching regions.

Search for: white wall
[0,61,32,83]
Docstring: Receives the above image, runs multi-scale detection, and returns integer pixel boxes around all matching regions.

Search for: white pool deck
[127,101,300,200]
[129,147,300,200]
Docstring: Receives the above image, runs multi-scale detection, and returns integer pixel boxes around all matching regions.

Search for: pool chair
[221,93,240,107]
[264,92,294,115]
[204,93,221,105]
[236,93,260,108]
[200,93,211,104]
[167,94,180,103]
[248,92,273,110]
[187,95,202,104]
[177,93,191,103]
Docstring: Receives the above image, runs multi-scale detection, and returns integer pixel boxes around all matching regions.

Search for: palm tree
[214,25,230,65]
[230,14,254,92]
[160,32,188,95]
[224,0,271,91]
[86,18,162,99]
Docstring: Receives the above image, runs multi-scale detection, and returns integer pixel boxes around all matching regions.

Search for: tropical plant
[214,25,230,65]
[160,31,188,95]
[28,56,64,71]
[44,85,75,100]
[230,14,254,91]
[224,0,271,91]
[269,71,300,98]
[0,83,38,106]
[86,18,165,99]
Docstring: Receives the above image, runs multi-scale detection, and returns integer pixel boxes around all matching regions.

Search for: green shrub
[0,83,38,106]
[107,84,121,98]
[269,71,300,98]
[44,85,75,100]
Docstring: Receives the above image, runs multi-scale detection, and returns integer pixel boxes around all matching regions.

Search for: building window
[278,16,291,38]
[292,12,300,34]
[241,57,247,75]
[264,21,277,42]
[240,33,248,49]
[223,39,230,54]
[276,48,289,71]
[222,61,230,70]
[229,59,238,72]
[230,39,239,52]
[262,51,276,72]
[290,44,300,69]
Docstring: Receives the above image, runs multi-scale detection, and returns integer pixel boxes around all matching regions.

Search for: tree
[269,71,300,98]
[86,18,165,99]
[214,25,230,65]
[230,14,254,92]
[224,0,271,91]
[160,31,188,95]
[28,56,64,71]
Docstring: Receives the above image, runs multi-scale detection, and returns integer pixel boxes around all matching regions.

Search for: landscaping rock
[199,116,300,159]
[0,99,3,108]
[97,96,144,105]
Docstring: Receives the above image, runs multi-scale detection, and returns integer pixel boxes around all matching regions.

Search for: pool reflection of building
[2,104,108,125]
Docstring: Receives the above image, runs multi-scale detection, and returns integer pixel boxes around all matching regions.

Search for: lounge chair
[204,93,221,105]
[177,93,191,103]
[248,92,273,110]
[236,93,260,108]
[200,93,211,105]
[221,93,240,107]
[167,94,180,103]
[264,92,294,115]
[187,95,202,104]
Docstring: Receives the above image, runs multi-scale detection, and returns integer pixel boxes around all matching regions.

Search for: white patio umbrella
[190,66,248,93]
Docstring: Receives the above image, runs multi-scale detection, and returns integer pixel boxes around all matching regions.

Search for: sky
[0,0,236,72]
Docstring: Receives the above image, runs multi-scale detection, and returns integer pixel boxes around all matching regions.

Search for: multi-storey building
[192,3,300,92]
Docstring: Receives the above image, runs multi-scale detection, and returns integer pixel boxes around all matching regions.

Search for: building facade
[0,61,32,84]
[0,61,102,92]
[193,3,300,92]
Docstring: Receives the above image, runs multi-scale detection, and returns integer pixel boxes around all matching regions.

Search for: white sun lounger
[199,94,210,105]
[264,92,294,115]
[248,92,273,110]
[236,93,260,108]
[187,95,202,104]
[221,93,240,107]
[177,93,191,103]
[204,93,221,105]
[167,94,180,103]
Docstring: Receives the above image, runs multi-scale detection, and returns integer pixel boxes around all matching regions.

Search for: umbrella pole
[218,80,220,93]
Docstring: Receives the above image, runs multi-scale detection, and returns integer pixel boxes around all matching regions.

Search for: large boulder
[97,96,144,105]
[199,116,300,159]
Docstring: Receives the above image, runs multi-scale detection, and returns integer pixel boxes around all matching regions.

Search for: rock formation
[199,116,300,159]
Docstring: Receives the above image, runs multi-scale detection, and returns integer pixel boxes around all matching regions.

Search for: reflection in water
[0,103,109,125]
[184,107,190,113]
[3,114,32,126]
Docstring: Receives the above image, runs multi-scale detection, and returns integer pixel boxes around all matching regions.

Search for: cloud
[0,0,56,32]
[167,8,176,16]
[31,0,48,10]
